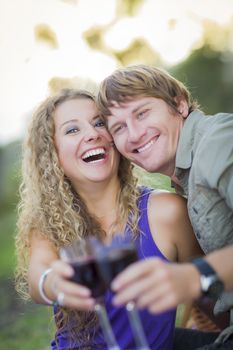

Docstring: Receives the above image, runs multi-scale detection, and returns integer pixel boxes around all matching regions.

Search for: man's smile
[133,136,159,153]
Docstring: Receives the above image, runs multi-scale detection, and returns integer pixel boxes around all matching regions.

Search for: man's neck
[171,174,181,185]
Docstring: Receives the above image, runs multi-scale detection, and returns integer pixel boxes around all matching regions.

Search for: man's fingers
[148,294,177,314]
[112,258,161,291]
[112,268,160,306]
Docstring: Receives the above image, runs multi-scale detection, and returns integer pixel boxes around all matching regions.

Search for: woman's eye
[65,127,79,135]
[95,119,106,127]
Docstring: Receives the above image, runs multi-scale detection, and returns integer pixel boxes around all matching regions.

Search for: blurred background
[0,0,233,348]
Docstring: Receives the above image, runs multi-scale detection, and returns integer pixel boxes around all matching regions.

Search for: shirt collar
[176,110,204,170]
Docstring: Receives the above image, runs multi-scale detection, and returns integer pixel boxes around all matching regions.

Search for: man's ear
[177,98,189,119]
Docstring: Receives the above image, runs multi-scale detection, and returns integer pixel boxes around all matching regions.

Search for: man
[97,65,233,349]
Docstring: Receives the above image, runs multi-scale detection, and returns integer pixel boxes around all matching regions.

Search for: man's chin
[131,159,155,172]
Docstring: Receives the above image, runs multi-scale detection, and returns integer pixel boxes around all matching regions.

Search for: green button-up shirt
[174,110,233,316]
[175,110,233,253]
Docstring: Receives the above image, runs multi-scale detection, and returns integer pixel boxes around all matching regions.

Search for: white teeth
[137,140,154,153]
[89,158,104,164]
[82,148,105,160]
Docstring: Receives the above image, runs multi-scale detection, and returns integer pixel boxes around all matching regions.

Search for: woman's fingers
[48,260,95,310]
[56,291,95,310]
[54,278,95,310]
[51,260,74,278]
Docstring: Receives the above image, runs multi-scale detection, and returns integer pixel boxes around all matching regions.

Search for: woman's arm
[28,232,95,310]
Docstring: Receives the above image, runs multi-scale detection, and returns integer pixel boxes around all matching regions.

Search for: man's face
[107,96,188,176]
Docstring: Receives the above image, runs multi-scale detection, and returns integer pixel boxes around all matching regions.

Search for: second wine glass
[91,235,151,350]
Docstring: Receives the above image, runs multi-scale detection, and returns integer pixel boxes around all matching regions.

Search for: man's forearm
[205,245,233,291]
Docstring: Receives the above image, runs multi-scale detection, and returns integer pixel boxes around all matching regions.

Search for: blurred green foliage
[171,44,233,114]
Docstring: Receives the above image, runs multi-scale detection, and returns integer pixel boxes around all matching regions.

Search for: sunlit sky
[0,0,233,145]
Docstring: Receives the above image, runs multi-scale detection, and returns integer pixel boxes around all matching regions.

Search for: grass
[135,166,173,191]
[0,210,17,278]
[1,302,53,350]
[0,207,52,350]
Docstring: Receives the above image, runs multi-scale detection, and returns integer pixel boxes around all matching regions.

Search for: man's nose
[127,121,145,143]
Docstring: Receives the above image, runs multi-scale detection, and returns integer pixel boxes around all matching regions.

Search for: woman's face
[54,98,120,190]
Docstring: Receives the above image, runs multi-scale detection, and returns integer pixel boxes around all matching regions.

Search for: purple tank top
[51,187,176,349]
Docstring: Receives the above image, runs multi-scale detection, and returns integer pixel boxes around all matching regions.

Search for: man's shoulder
[198,111,233,130]
[191,112,233,188]
[195,112,233,152]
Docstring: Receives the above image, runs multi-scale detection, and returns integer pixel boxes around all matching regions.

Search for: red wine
[97,248,138,286]
[70,258,107,298]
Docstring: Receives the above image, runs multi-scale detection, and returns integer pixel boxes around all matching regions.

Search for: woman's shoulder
[137,185,169,197]
[148,190,187,224]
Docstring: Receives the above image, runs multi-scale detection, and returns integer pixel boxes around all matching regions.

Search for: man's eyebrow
[107,101,151,130]
[107,118,121,131]
[132,101,151,114]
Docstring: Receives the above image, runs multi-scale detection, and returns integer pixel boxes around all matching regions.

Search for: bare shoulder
[148,190,188,224]
[148,190,202,262]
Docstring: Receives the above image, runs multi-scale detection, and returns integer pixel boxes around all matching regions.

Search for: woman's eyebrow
[91,114,101,121]
[59,118,79,129]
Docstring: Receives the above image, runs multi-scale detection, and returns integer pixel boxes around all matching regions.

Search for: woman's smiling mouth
[82,147,106,163]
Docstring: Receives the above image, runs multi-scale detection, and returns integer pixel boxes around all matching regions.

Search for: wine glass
[60,239,120,350]
[90,235,150,350]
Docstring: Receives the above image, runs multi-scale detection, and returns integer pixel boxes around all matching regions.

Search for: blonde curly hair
[15,88,139,347]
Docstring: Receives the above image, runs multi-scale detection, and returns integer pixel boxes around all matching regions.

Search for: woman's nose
[83,126,100,142]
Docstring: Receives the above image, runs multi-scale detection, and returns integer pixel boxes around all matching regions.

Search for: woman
[15,89,202,350]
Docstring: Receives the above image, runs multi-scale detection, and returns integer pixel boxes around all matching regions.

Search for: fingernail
[88,298,95,306]
[112,296,121,306]
[67,266,74,275]
[111,280,119,290]
[81,288,91,297]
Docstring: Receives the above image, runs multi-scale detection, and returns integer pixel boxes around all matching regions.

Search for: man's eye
[65,127,79,135]
[113,125,124,134]
[137,109,149,119]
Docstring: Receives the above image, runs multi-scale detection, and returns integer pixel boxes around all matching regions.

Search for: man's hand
[111,258,201,314]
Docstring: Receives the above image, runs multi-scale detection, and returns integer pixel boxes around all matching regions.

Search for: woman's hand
[47,260,95,310]
[111,257,201,314]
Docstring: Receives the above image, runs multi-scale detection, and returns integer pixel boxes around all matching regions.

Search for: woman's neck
[83,179,122,235]
[74,177,123,234]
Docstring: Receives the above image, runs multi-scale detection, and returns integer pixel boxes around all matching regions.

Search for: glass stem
[95,302,120,350]
[126,302,150,350]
